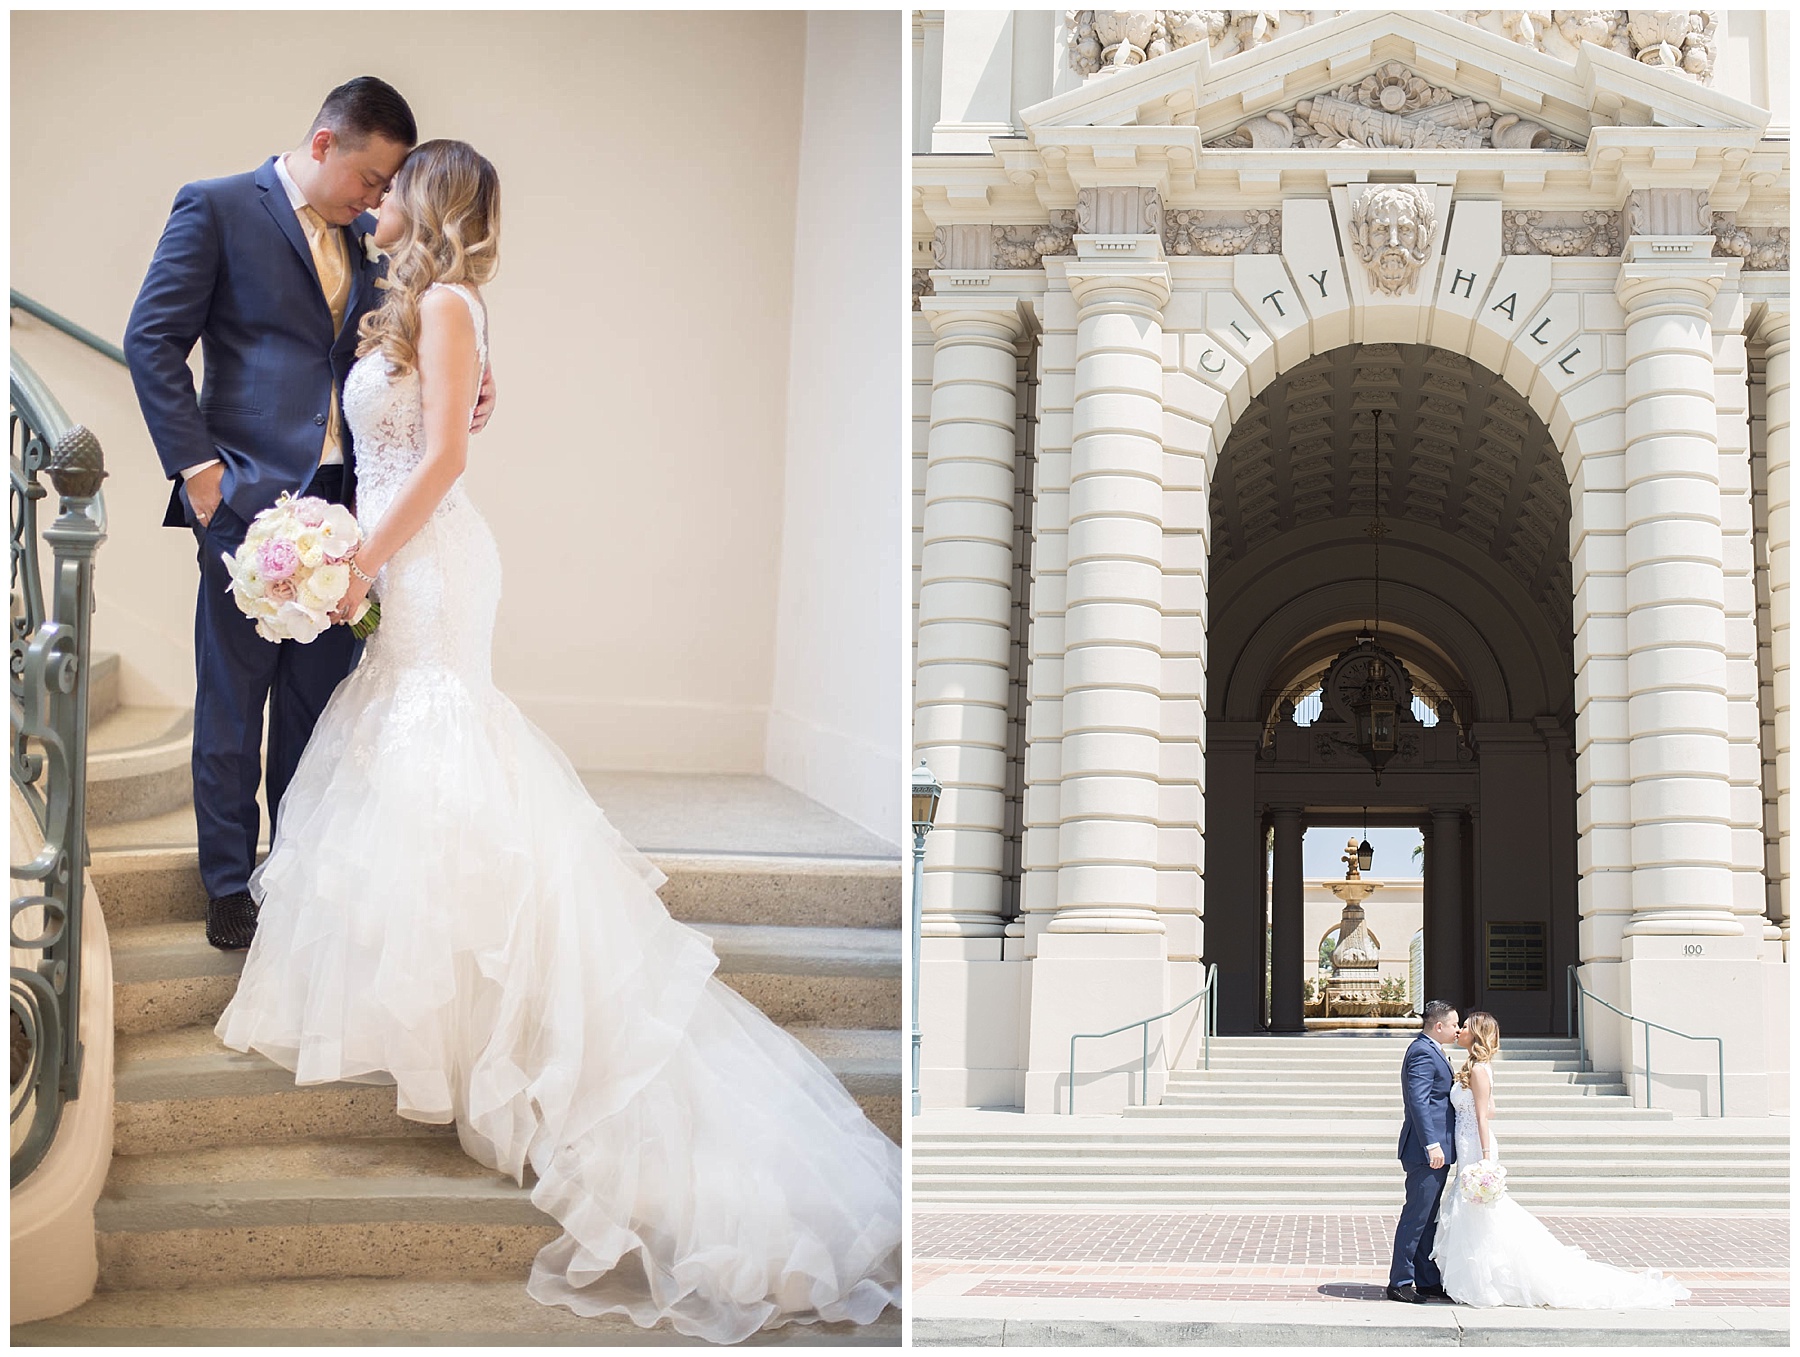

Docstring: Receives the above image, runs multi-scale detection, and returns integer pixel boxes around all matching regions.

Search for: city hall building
[911,10,1789,1118]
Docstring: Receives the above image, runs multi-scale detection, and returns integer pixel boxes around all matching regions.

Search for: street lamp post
[910,761,942,1117]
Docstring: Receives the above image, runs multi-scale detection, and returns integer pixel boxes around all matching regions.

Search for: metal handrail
[10,291,128,368]
[1566,965,1725,1117]
[10,350,108,1185]
[1067,963,1218,1114]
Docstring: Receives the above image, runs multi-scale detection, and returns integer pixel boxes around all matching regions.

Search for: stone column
[1427,807,1465,1008]
[1269,808,1305,1033]
[1614,246,1742,940]
[916,301,1024,942]
[1024,253,1172,1113]
[1764,314,1792,946]
[1613,231,1768,1114]
[1049,260,1172,938]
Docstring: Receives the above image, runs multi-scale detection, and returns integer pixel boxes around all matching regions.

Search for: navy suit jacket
[1396,1033,1457,1169]
[126,157,383,528]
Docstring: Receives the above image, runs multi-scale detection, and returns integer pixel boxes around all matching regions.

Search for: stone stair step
[910,1169,1790,1196]
[88,649,122,723]
[1171,1068,1621,1084]
[90,845,899,933]
[653,852,899,929]
[911,1154,1789,1179]
[11,1278,898,1346]
[110,918,900,1036]
[80,703,193,825]
[1151,1088,1635,1104]
[115,1024,899,1154]
[1127,1102,1675,1119]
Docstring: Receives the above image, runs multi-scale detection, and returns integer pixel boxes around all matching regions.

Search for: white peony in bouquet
[220,493,380,643]
[1458,1159,1507,1205]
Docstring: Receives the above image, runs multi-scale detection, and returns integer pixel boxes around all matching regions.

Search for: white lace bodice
[1451,1077,1496,1164]
[344,282,490,529]
[342,282,499,685]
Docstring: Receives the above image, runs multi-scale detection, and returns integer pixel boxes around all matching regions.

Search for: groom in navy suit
[1388,999,1460,1303]
[126,78,419,951]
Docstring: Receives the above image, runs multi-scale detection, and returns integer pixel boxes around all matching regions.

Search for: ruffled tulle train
[215,651,901,1341]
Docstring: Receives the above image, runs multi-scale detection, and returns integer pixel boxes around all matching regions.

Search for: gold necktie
[297,205,350,463]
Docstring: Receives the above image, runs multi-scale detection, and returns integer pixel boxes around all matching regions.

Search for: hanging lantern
[1357,838,1375,873]
[1351,656,1400,777]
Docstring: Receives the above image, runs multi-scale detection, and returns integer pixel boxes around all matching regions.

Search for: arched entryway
[1205,344,1577,1036]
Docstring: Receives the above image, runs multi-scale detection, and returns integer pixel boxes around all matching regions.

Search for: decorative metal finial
[46,425,106,500]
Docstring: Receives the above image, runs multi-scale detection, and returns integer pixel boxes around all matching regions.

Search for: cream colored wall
[12,10,821,773]
[767,11,903,844]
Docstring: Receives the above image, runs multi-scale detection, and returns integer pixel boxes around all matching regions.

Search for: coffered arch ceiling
[1209,344,1574,643]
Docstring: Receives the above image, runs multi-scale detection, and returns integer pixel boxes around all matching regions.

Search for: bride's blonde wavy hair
[1455,1010,1500,1088]
[356,139,499,378]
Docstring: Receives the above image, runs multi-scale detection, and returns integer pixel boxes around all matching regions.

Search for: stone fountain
[1323,838,1382,1016]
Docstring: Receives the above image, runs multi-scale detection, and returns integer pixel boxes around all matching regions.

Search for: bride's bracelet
[347,556,375,586]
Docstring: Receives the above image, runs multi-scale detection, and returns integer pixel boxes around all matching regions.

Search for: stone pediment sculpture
[1015,10,1769,150]
[1208,61,1579,150]
[1064,10,1719,84]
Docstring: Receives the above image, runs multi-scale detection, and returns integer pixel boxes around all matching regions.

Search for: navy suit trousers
[1389,1160,1451,1289]
[187,463,358,898]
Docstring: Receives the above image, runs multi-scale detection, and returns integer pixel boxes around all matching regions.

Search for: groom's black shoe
[1385,1283,1425,1304]
[1416,1284,1452,1301]
[206,890,258,951]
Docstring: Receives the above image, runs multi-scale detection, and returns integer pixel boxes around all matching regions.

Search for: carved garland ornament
[1209,62,1577,150]
[1711,216,1791,272]
[1163,208,1281,256]
[1503,209,1623,257]
[1349,185,1438,296]
[1065,10,1719,83]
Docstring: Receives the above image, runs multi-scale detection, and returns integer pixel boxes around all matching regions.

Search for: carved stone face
[1352,185,1437,297]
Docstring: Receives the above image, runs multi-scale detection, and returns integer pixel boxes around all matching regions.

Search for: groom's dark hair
[1420,999,1456,1028]
[310,77,417,150]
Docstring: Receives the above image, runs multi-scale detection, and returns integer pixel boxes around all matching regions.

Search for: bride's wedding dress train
[215,284,900,1342]
[1430,1081,1687,1308]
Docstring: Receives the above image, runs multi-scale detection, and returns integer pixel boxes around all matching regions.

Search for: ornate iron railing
[1566,965,1725,1117]
[1066,964,1218,1114]
[10,350,107,1185]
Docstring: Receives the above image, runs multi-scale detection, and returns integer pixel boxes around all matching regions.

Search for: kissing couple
[1388,1000,1686,1308]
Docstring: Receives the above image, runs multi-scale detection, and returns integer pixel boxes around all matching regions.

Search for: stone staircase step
[921,1123,1792,1144]
[111,918,900,1036]
[81,703,193,825]
[90,844,897,933]
[1171,1068,1622,1085]
[653,853,899,929]
[11,1278,898,1346]
[115,1024,899,1153]
[88,649,121,723]
[911,1154,1788,1179]
[1127,1102,1673,1119]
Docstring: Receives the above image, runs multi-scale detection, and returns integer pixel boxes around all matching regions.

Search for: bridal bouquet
[220,493,380,642]
[1458,1159,1507,1205]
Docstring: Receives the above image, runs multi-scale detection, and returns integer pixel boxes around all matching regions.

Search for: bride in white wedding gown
[1430,1012,1687,1309]
[214,140,900,1342]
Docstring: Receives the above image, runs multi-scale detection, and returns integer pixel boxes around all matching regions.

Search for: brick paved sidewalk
[913,1210,1790,1346]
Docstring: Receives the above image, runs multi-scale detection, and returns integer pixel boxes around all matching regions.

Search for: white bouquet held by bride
[1458,1159,1507,1205]
[220,493,380,642]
